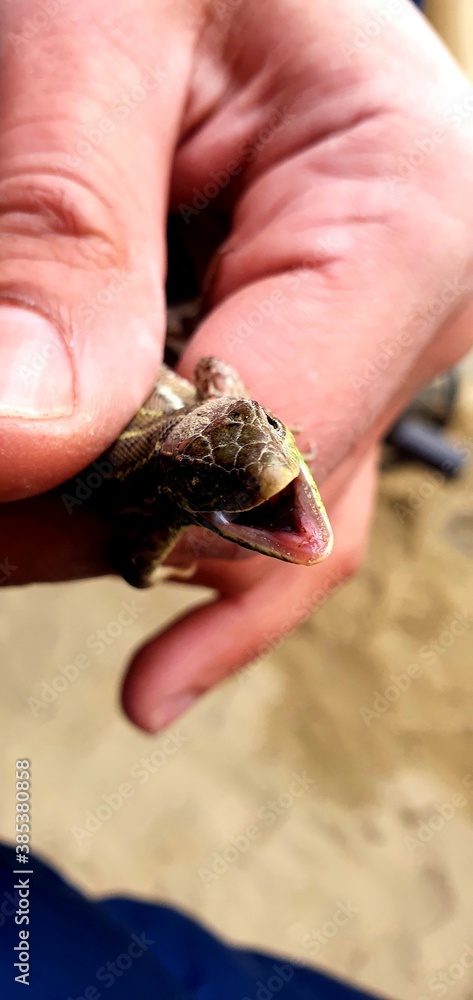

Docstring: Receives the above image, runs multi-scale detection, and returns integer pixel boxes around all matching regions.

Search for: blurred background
[1,3,472,999]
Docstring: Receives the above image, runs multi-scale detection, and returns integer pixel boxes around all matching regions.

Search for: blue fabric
[0,845,372,999]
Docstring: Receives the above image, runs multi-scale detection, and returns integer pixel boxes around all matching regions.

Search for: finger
[0,0,195,500]
[122,445,379,732]
[0,491,254,587]
[172,0,473,479]
[0,493,108,586]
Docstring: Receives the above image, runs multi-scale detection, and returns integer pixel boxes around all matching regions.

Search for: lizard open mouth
[201,462,333,565]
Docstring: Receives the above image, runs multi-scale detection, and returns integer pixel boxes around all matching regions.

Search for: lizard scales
[87,356,333,588]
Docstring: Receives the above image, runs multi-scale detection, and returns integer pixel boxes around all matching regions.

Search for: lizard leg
[300,445,317,463]
[194,365,318,462]
[289,424,317,464]
[109,512,184,589]
[194,357,248,400]
[195,360,317,460]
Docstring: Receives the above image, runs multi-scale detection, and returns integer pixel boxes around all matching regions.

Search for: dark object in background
[403,370,460,426]
[386,416,467,479]
[385,369,468,478]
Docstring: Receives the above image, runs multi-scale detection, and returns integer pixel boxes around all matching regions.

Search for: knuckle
[0,169,125,272]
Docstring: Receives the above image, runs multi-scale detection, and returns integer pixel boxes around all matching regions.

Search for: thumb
[0,1,192,500]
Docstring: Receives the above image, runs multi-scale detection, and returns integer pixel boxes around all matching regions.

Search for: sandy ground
[0,363,472,1000]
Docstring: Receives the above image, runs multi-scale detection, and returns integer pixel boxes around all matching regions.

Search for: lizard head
[159,397,333,565]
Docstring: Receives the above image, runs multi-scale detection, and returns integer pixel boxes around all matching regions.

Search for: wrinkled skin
[0,0,472,731]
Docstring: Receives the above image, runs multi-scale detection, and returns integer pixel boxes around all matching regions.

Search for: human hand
[0,0,472,730]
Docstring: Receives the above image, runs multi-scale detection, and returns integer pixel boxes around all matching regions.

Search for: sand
[1,366,472,1000]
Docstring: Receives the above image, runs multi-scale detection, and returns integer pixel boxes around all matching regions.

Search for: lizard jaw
[200,461,333,566]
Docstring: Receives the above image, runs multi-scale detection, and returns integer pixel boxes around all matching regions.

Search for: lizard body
[88,356,333,588]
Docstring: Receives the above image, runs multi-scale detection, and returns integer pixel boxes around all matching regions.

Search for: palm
[0,0,472,730]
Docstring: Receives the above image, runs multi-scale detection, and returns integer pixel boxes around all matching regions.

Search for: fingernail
[0,307,74,417]
[150,692,197,732]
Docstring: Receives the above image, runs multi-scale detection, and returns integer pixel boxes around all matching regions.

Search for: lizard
[86,355,333,589]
